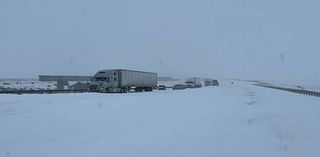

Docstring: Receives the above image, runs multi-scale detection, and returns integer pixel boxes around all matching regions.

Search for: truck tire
[121,88,128,93]
[103,88,110,93]
[145,87,152,92]
[135,87,142,92]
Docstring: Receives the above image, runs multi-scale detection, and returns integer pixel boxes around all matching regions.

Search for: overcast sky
[1,0,319,80]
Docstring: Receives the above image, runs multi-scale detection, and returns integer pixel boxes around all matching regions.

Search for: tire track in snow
[246,90,289,153]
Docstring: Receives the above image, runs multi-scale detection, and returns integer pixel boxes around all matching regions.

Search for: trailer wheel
[103,88,109,93]
[145,87,152,92]
[121,88,128,93]
[135,87,142,92]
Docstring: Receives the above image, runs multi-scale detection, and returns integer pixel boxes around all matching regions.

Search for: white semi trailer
[90,69,157,93]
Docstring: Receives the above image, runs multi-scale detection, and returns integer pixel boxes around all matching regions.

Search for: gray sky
[1,0,319,80]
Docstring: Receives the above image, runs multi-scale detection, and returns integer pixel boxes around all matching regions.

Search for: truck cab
[185,78,202,88]
[91,70,120,92]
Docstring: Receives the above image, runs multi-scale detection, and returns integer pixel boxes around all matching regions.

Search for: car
[158,85,166,90]
[172,84,186,90]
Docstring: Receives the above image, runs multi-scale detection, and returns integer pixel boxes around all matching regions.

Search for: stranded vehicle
[185,78,202,88]
[204,79,219,86]
[90,69,157,93]
[172,84,186,90]
[158,85,166,90]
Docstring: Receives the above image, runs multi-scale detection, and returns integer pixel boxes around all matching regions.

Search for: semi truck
[90,69,157,93]
[185,78,202,88]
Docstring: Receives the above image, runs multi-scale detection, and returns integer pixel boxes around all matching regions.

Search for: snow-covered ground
[1,81,319,157]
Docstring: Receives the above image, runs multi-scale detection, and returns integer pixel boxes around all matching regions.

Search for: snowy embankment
[1,81,319,157]
[257,80,320,92]
[0,79,56,90]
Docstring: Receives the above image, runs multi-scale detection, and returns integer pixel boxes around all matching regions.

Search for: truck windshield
[94,77,110,82]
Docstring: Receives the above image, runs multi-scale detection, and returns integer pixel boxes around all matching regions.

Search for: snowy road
[1,81,319,157]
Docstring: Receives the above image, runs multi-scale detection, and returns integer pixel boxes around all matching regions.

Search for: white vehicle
[90,69,157,93]
[185,78,202,88]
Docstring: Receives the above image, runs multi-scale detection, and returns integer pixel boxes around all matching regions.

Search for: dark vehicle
[172,84,186,90]
[204,79,219,86]
[212,80,219,86]
[158,85,166,90]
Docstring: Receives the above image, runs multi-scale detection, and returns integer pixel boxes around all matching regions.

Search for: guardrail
[254,84,320,97]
